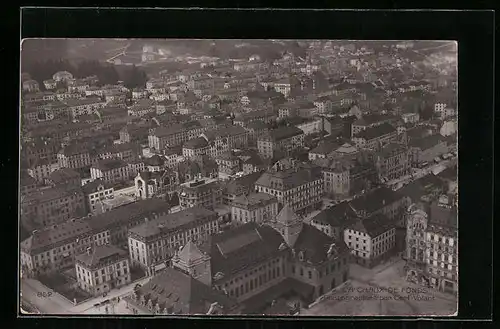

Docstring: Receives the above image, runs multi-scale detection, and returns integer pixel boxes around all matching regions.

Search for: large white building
[343,213,397,267]
[230,192,279,225]
[75,245,131,296]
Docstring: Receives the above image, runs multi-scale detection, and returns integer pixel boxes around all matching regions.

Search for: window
[308,270,312,279]
[291,265,295,274]
[300,267,304,276]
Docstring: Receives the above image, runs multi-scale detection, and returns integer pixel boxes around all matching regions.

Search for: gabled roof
[94,158,128,171]
[75,244,127,269]
[311,201,358,227]
[264,126,304,142]
[199,222,284,277]
[348,213,395,238]
[309,141,339,155]
[275,204,300,226]
[354,122,396,140]
[177,240,206,264]
[129,267,238,314]
[349,187,404,215]
[292,223,349,265]
[409,134,444,150]
[183,137,209,149]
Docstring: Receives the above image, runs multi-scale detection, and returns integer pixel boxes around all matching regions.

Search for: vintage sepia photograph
[19,39,458,316]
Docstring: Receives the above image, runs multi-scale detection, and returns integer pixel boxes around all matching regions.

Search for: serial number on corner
[36,292,53,298]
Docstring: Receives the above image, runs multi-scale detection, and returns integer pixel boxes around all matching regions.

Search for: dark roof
[397,174,445,203]
[349,213,396,238]
[264,126,303,142]
[232,192,277,209]
[128,267,238,314]
[293,223,349,264]
[409,134,444,150]
[82,179,113,194]
[183,137,209,149]
[129,207,216,239]
[354,122,396,140]
[311,201,358,227]
[353,114,397,127]
[200,222,284,277]
[309,141,339,155]
[428,200,457,235]
[145,154,165,166]
[48,168,81,184]
[349,187,404,215]
[436,165,457,181]
[21,218,92,254]
[75,244,127,269]
[87,199,172,233]
[224,171,263,196]
[255,166,322,190]
[94,158,128,171]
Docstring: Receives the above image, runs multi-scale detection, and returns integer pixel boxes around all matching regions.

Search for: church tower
[271,204,303,247]
[172,240,212,286]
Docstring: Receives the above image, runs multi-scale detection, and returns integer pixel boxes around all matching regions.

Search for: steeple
[272,204,303,247]
[172,240,212,286]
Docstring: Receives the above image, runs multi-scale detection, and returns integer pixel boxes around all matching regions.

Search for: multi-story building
[254,164,323,215]
[27,158,55,182]
[349,186,409,224]
[20,186,86,228]
[148,122,207,151]
[86,199,172,249]
[134,170,179,200]
[408,135,448,166]
[405,195,458,294]
[310,201,359,241]
[182,137,211,159]
[82,179,115,215]
[20,218,109,278]
[316,159,350,200]
[344,213,397,267]
[215,154,240,175]
[351,114,399,138]
[257,126,304,159]
[64,97,107,118]
[57,143,94,170]
[22,79,40,93]
[231,192,278,225]
[401,113,420,124]
[201,126,249,151]
[128,206,219,275]
[295,117,323,135]
[124,265,239,315]
[126,204,351,314]
[23,140,60,167]
[90,158,131,184]
[352,122,399,151]
[179,176,223,210]
[75,245,131,296]
[120,124,151,145]
[46,168,81,188]
[374,142,411,182]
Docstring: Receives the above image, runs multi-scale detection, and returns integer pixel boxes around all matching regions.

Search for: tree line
[24,59,148,90]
